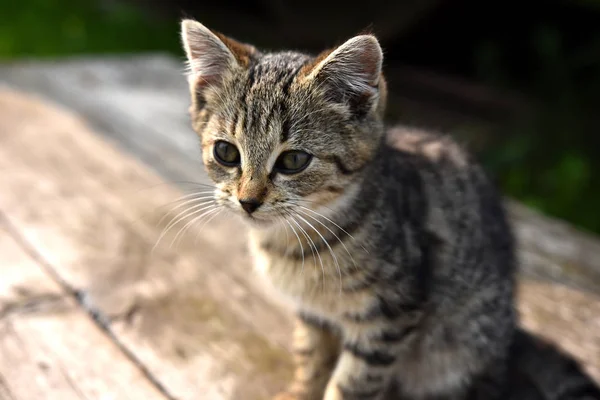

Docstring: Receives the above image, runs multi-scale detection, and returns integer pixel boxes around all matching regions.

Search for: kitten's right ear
[180,20,256,103]
[302,35,386,118]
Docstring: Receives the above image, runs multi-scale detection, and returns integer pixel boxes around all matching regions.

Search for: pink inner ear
[183,24,236,89]
[316,35,383,96]
[309,36,383,115]
[186,44,231,84]
[357,45,382,87]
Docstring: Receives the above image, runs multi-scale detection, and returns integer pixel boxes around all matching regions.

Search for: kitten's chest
[248,234,375,318]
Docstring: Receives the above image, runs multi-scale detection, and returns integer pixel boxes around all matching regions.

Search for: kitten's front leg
[323,329,401,400]
[275,314,341,400]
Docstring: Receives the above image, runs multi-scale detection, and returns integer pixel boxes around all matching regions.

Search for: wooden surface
[0,220,167,399]
[0,89,292,400]
[0,56,599,399]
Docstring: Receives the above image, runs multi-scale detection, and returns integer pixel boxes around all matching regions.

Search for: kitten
[179,19,600,400]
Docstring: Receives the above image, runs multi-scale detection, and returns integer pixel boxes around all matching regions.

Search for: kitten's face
[181,20,387,227]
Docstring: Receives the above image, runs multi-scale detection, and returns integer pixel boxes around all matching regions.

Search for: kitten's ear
[180,20,256,103]
[304,35,386,117]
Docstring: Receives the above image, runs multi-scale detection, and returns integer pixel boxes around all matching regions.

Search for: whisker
[170,191,216,202]
[295,204,369,254]
[295,207,357,269]
[278,212,305,273]
[155,195,216,228]
[285,218,304,271]
[171,206,219,248]
[190,208,224,246]
[152,202,216,253]
[159,200,216,235]
[126,191,216,230]
[288,212,322,283]
[132,181,216,195]
[278,215,291,256]
[202,208,223,230]
[290,198,337,214]
[285,212,315,274]
[293,212,342,293]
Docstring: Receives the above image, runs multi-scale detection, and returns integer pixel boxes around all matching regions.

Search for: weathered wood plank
[0,89,292,400]
[0,224,168,400]
[518,281,600,381]
[510,200,600,293]
[0,55,201,186]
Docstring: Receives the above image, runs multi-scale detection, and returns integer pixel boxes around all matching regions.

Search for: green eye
[275,150,312,174]
[214,141,240,166]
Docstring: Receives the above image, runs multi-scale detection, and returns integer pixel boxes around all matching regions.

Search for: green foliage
[475,25,600,235]
[0,0,180,58]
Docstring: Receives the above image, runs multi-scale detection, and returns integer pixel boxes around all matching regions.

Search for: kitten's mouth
[241,213,275,228]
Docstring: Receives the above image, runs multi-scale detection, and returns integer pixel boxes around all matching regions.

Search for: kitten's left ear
[180,20,257,106]
[304,35,387,118]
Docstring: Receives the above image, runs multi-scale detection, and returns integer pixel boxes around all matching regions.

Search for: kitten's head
[181,19,387,227]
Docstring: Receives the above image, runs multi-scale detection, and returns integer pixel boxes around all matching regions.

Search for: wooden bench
[0,55,598,400]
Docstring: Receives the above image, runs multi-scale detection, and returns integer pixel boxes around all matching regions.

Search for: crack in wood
[0,210,178,400]
[0,372,17,400]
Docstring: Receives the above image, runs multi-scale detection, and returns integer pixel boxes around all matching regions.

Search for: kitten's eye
[275,150,312,174]
[213,141,240,166]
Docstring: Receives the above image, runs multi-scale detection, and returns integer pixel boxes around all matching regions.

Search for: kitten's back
[386,126,470,168]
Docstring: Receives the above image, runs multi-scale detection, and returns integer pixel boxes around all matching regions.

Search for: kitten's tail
[509,329,600,400]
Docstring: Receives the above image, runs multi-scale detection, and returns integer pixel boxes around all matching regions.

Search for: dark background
[2,0,599,234]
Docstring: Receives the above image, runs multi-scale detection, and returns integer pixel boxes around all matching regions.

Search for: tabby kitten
[180,19,600,400]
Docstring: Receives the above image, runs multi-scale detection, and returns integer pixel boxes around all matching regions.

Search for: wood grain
[0,89,293,400]
[0,225,168,400]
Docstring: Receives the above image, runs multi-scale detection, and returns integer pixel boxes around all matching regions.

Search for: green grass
[0,0,180,59]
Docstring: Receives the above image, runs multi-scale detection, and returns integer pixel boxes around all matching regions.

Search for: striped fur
[180,20,600,400]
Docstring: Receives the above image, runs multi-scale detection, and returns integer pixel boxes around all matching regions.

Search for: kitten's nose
[239,198,262,214]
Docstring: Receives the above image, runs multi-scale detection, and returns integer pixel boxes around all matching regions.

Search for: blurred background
[2,0,599,235]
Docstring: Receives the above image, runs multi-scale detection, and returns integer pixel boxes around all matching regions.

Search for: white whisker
[171,206,219,248]
[284,218,304,274]
[156,195,216,228]
[283,217,304,273]
[278,216,291,256]
[288,214,318,281]
[152,202,216,253]
[296,208,356,269]
[133,181,215,195]
[296,204,369,254]
[293,212,342,293]
[190,208,224,245]
[127,190,215,229]
[288,213,323,284]
[160,200,215,234]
